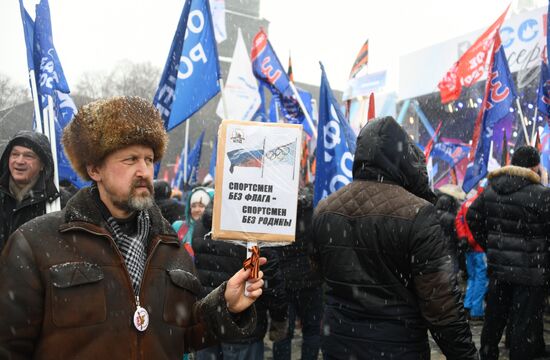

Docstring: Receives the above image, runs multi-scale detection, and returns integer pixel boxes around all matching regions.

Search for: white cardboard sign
[212,120,302,243]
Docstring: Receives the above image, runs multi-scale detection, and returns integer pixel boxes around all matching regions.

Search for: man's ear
[86,164,102,182]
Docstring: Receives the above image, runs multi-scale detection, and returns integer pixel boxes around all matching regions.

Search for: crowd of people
[1,96,550,360]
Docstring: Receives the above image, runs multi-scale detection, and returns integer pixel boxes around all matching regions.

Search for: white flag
[216,28,261,120]
[209,0,227,44]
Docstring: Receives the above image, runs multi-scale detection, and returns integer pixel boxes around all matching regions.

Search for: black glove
[269,319,289,342]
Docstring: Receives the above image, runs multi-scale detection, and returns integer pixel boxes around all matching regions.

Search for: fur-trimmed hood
[488,165,541,195]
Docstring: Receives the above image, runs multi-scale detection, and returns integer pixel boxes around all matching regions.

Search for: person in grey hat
[0,130,59,250]
[467,145,550,360]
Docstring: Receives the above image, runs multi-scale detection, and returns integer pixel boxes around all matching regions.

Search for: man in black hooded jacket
[0,131,59,250]
[313,116,477,359]
[467,145,550,360]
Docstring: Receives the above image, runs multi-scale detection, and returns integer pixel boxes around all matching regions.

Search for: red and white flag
[438,5,509,104]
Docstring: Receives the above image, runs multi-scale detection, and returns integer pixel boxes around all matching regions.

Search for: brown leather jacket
[0,188,255,360]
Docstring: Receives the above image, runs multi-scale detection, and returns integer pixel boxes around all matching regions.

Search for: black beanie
[511,146,540,168]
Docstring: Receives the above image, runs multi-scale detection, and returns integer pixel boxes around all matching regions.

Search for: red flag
[349,39,368,79]
[535,129,542,152]
[450,167,458,185]
[424,120,443,160]
[367,93,375,121]
[438,5,509,104]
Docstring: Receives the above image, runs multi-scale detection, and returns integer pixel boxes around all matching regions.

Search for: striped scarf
[92,186,150,295]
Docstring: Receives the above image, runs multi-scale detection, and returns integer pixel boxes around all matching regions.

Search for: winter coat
[466,165,550,286]
[313,117,477,360]
[192,200,287,344]
[434,192,460,259]
[0,131,59,250]
[277,184,321,291]
[0,187,256,360]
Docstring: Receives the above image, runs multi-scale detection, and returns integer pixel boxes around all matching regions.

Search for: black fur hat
[511,145,540,168]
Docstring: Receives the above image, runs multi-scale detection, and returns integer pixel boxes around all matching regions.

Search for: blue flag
[32,0,86,188]
[269,88,315,137]
[154,0,221,131]
[541,123,550,172]
[186,130,205,185]
[206,136,217,181]
[19,0,35,71]
[314,63,357,206]
[431,141,470,168]
[251,29,291,97]
[537,61,550,117]
[463,35,516,193]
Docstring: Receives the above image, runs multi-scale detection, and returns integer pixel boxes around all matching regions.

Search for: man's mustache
[131,179,153,194]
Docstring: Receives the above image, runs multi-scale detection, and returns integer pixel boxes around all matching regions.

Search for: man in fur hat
[467,145,550,360]
[0,130,59,251]
[0,96,265,359]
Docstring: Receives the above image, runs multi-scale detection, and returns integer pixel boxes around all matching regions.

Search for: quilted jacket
[466,165,550,286]
[313,117,477,360]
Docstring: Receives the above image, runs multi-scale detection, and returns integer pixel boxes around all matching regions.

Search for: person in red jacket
[455,183,488,321]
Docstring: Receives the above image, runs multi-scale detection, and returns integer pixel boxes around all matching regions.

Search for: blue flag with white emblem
[314,63,357,206]
[154,0,221,131]
[463,34,516,193]
[32,0,86,188]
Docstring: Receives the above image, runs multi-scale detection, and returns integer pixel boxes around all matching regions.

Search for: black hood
[0,130,58,199]
[352,116,436,203]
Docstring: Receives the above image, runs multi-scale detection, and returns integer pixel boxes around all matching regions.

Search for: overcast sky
[0,0,534,94]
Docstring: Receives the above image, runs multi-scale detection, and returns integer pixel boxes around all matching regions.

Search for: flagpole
[516,98,530,145]
[29,70,44,133]
[183,120,190,189]
[289,82,317,139]
[45,96,60,212]
[274,101,281,122]
[531,107,539,146]
[219,78,229,119]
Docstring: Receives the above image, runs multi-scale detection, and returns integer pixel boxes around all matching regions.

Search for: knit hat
[62,96,168,181]
[190,189,211,207]
[511,145,540,168]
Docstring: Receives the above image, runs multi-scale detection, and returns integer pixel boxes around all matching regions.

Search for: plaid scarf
[92,186,151,295]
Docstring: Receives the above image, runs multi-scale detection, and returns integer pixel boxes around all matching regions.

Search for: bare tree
[0,73,31,111]
[75,60,161,101]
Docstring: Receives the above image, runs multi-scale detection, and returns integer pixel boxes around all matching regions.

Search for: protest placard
[212,120,302,243]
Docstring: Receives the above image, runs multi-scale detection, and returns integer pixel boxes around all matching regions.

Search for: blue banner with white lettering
[33,0,86,188]
[431,141,470,168]
[155,0,221,131]
[314,63,357,206]
[537,61,550,117]
[251,29,291,97]
[541,123,550,172]
[463,36,516,193]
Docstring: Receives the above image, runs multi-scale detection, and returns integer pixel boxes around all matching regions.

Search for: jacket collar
[488,165,540,184]
[62,187,177,242]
